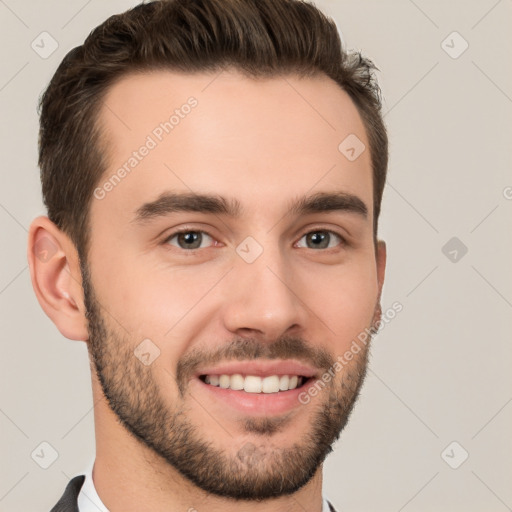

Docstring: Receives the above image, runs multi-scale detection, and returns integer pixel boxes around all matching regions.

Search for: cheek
[89,238,379,365]
[87,246,202,343]
[301,258,379,348]
[93,259,227,366]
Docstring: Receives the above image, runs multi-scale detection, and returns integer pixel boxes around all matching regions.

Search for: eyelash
[162,227,347,253]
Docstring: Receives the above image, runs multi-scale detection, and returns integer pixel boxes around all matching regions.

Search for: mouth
[191,360,320,416]
[198,373,312,393]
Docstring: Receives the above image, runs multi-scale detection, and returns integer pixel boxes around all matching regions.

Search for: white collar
[77,458,333,512]
[77,457,109,512]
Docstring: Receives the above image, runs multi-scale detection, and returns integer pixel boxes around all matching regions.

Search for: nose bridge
[221,235,307,338]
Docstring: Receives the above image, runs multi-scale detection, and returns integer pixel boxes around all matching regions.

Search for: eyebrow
[132,190,368,224]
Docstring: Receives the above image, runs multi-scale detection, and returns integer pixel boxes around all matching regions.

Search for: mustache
[176,335,334,394]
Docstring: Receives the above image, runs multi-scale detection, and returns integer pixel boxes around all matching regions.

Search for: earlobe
[27,216,89,341]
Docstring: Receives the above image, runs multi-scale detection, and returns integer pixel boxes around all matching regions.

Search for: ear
[27,216,88,341]
[372,240,387,325]
[376,240,386,296]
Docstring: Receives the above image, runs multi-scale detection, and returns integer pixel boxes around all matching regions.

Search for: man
[28,0,388,510]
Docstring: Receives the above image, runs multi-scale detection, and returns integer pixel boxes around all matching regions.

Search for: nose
[220,242,309,341]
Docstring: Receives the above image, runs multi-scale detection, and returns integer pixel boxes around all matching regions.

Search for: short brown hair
[38,0,388,262]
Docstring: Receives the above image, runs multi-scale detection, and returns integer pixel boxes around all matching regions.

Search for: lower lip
[193,377,315,416]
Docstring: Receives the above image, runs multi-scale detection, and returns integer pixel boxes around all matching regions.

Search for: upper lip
[195,359,320,379]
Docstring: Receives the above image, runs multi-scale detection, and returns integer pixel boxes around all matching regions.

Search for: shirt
[77,457,335,512]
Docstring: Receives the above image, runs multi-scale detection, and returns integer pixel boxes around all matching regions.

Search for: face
[83,69,385,499]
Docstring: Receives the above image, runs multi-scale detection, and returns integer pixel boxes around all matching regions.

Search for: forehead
[92,69,372,225]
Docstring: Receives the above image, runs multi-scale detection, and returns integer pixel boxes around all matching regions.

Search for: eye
[296,230,345,250]
[162,228,346,253]
[163,230,216,250]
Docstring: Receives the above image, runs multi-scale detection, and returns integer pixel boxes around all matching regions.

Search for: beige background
[1,1,511,511]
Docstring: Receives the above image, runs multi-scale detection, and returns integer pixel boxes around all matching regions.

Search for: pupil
[180,231,200,249]
[309,231,328,249]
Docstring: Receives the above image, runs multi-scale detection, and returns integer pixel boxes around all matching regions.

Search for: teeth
[219,374,230,389]
[203,374,305,393]
[230,373,244,390]
[244,375,262,393]
[262,375,280,393]
[279,375,289,390]
[208,375,219,386]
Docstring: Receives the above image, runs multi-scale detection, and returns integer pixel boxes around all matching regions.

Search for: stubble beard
[81,262,372,500]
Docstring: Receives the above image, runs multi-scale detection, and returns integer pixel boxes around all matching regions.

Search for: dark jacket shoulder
[50,475,85,512]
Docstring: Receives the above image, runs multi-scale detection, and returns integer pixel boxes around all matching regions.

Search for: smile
[200,374,310,393]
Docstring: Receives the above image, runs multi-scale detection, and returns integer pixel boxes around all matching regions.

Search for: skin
[28,69,386,512]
